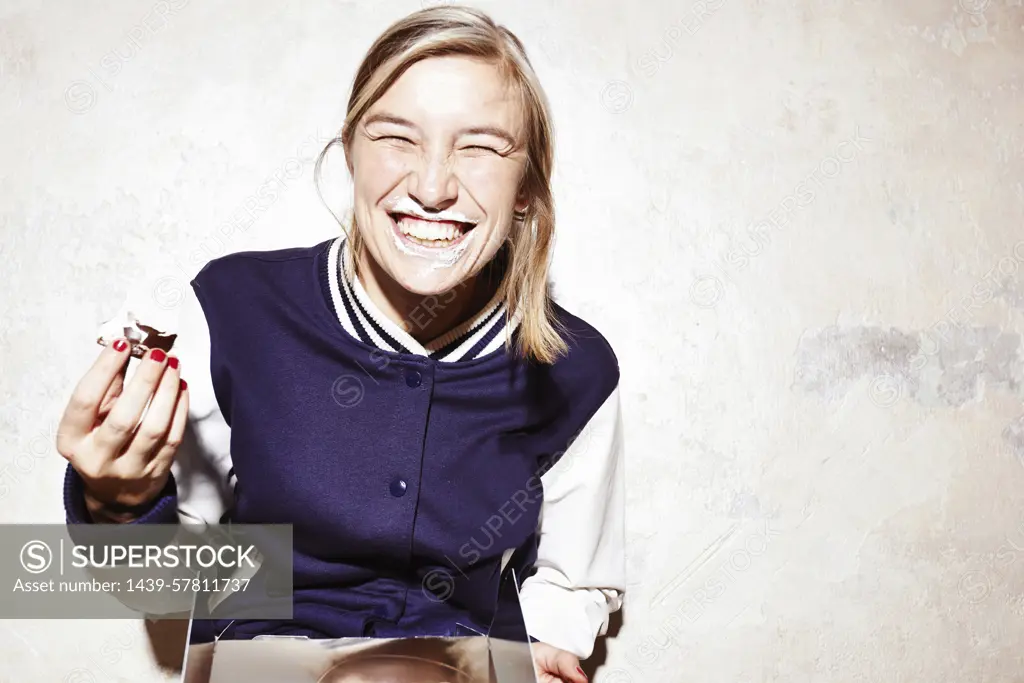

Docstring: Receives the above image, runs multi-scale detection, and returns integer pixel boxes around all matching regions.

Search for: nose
[406,146,458,210]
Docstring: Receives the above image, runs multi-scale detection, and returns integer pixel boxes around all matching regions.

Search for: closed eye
[376,135,414,144]
[462,145,501,154]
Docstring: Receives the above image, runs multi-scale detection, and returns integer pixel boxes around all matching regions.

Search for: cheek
[458,161,521,205]
[377,151,412,177]
[354,150,411,197]
[487,221,514,251]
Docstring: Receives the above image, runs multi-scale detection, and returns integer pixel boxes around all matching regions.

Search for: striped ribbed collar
[324,236,520,362]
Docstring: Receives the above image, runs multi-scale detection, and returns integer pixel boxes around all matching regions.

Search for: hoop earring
[512,209,527,222]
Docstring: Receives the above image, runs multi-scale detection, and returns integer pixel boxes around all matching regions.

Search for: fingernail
[150,349,166,363]
[167,356,179,370]
[112,339,128,353]
[577,666,587,679]
[180,379,188,391]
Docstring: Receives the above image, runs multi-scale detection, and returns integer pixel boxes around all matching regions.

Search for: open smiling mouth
[387,212,476,249]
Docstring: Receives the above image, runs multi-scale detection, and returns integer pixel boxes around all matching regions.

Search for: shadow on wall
[583,609,622,679]
[144,614,191,674]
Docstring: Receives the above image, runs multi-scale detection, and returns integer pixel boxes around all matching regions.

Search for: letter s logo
[20,540,52,574]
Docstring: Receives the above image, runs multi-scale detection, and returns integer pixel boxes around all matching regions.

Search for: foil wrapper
[96,307,177,359]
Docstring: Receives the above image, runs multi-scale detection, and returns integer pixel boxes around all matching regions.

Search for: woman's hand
[531,641,588,683]
[56,340,188,523]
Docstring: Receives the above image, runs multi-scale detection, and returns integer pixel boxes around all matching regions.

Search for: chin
[388,265,467,296]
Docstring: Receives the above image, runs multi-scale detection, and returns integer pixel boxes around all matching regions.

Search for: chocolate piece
[96,308,177,359]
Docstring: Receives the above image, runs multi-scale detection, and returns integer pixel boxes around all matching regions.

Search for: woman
[57,7,625,683]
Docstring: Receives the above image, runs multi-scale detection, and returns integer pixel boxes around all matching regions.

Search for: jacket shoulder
[193,239,328,284]
[546,300,621,404]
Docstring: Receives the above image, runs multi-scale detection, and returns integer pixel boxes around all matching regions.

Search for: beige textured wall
[2,0,1022,681]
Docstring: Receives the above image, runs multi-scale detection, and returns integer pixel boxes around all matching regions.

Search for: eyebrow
[362,112,517,148]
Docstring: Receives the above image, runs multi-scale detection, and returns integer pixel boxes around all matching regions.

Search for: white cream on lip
[388,195,478,226]
[385,195,478,271]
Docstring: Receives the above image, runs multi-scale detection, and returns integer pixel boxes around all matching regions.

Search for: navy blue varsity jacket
[63,235,625,659]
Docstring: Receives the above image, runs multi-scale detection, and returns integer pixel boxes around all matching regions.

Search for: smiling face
[345,55,530,295]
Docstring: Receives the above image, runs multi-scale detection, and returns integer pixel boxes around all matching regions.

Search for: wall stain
[792,324,1023,408]
[1002,414,1024,467]
[996,275,1024,313]
[0,13,38,88]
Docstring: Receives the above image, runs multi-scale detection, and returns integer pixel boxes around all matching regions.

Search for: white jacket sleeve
[171,285,235,529]
[518,386,626,660]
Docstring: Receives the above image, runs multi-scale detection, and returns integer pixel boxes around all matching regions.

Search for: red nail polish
[167,356,179,370]
[150,349,166,363]
[576,666,587,679]
[112,339,128,353]
[180,379,188,391]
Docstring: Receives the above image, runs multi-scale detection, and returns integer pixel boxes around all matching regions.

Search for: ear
[338,129,354,176]
[514,186,530,214]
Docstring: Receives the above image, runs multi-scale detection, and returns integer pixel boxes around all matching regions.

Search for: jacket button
[405,369,422,388]
[389,478,408,497]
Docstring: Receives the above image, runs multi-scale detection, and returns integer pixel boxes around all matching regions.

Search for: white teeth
[394,215,466,243]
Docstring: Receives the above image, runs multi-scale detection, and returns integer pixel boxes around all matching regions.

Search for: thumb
[553,651,586,683]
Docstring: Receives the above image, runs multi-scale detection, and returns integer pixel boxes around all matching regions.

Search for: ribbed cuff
[63,462,179,525]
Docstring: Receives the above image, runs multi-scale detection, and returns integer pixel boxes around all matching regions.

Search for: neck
[355,250,496,344]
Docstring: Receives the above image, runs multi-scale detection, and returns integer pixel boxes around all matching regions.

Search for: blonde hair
[314,5,569,364]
